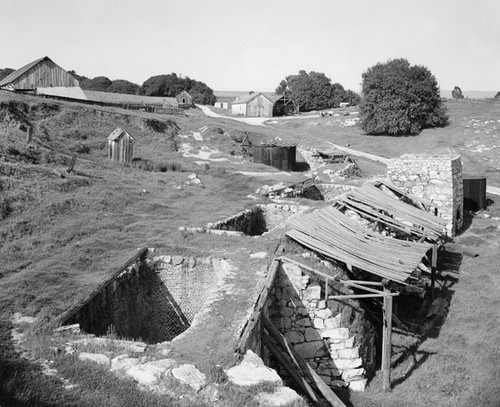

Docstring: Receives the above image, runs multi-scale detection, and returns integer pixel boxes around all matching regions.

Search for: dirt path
[196,104,268,126]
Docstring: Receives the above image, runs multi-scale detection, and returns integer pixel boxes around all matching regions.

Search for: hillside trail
[327,142,500,196]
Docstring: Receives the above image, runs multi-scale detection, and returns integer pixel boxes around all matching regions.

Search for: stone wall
[387,154,463,236]
[268,260,376,391]
[68,255,217,344]
[316,183,357,202]
[207,204,310,235]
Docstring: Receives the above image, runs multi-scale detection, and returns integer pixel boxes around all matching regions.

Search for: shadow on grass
[388,248,463,389]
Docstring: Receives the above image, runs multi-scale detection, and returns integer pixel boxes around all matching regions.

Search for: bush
[154,161,183,172]
[359,58,448,135]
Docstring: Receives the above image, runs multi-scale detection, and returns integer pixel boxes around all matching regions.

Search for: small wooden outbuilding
[463,175,487,211]
[231,92,297,117]
[176,90,193,108]
[253,141,296,171]
[108,128,134,164]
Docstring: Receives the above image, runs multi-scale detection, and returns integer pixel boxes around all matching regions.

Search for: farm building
[0,56,79,91]
[175,90,193,108]
[108,128,134,164]
[253,141,296,171]
[232,92,297,117]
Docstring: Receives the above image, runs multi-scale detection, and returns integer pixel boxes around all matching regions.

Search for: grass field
[1,91,500,406]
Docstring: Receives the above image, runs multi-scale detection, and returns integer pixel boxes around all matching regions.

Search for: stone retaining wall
[207,204,310,235]
[68,254,217,344]
[267,259,376,391]
[387,154,463,236]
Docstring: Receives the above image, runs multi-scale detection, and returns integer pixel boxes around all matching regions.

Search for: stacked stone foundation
[268,260,376,391]
[387,154,463,236]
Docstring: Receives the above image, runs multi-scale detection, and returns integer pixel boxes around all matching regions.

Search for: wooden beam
[382,286,393,392]
[262,333,320,404]
[431,244,438,300]
[50,248,148,328]
[328,293,397,300]
[262,316,347,407]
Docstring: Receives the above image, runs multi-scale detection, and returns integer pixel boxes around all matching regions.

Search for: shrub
[155,161,183,172]
[359,58,448,135]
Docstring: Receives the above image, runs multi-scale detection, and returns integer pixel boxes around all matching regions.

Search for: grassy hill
[1,91,500,406]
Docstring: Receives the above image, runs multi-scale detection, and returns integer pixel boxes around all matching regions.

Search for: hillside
[1,91,500,406]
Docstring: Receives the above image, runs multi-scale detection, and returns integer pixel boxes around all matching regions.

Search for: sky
[1,0,499,93]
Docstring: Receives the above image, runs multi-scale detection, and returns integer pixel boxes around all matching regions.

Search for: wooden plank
[382,287,393,392]
[262,316,347,407]
[262,333,320,404]
[236,259,280,354]
[51,248,148,328]
[328,293,397,300]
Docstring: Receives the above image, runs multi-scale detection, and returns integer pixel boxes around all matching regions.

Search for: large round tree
[359,58,448,135]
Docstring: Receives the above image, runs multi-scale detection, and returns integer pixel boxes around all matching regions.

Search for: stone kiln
[387,154,463,236]
[63,251,220,344]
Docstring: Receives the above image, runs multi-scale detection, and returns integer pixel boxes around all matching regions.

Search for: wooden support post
[382,286,393,392]
[67,154,77,174]
[431,244,438,300]
[26,126,33,144]
[324,277,329,301]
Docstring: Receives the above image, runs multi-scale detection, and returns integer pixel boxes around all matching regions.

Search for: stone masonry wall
[387,154,463,236]
[70,254,216,344]
[268,261,376,391]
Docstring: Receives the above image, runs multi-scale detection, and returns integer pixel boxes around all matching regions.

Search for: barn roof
[37,86,87,100]
[83,90,177,106]
[232,92,284,105]
[0,56,49,87]
[108,128,134,141]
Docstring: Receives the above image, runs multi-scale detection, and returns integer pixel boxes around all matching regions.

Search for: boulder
[255,386,302,406]
[143,358,177,372]
[226,351,282,387]
[171,255,184,265]
[78,353,110,366]
[126,364,163,385]
[110,355,139,371]
[172,364,206,391]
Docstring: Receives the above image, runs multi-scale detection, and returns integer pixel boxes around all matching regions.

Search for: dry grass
[1,91,500,406]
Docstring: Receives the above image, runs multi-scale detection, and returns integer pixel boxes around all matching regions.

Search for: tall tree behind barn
[108,128,134,164]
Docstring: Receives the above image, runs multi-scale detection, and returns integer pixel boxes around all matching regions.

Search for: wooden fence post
[382,286,393,392]
[26,126,33,144]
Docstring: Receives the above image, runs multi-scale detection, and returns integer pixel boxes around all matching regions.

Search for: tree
[359,58,448,136]
[80,76,113,91]
[494,92,500,101]
[0,68,15,81]
[140,73,216,104]
[452,86,464,99]
[276,70,359,112]
[107,79,140,95]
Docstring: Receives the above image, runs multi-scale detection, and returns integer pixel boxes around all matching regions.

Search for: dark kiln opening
[64,253,217,344]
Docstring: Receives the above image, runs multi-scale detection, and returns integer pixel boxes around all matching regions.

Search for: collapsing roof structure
[286,182,448,286]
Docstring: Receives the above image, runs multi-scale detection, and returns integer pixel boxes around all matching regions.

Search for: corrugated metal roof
[287,205,433,285]
[83,90,177,106]
[108,128,134,141]
[0,56,48,87]
[37,87,87,100]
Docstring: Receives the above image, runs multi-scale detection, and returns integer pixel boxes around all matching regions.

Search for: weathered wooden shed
[232,92,296,117]
[108,128,134,164]
[253,141,296,171]
[0,56,79,91]
[176,90,193,108]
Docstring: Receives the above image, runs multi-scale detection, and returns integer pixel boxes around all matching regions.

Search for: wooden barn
[231,92,297,117]
[176,90,193,108]
[108,128,134,164]
[0,56,79,91]
[253,141,296,171]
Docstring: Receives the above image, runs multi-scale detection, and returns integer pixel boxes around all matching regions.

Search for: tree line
[67,71,216,105]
